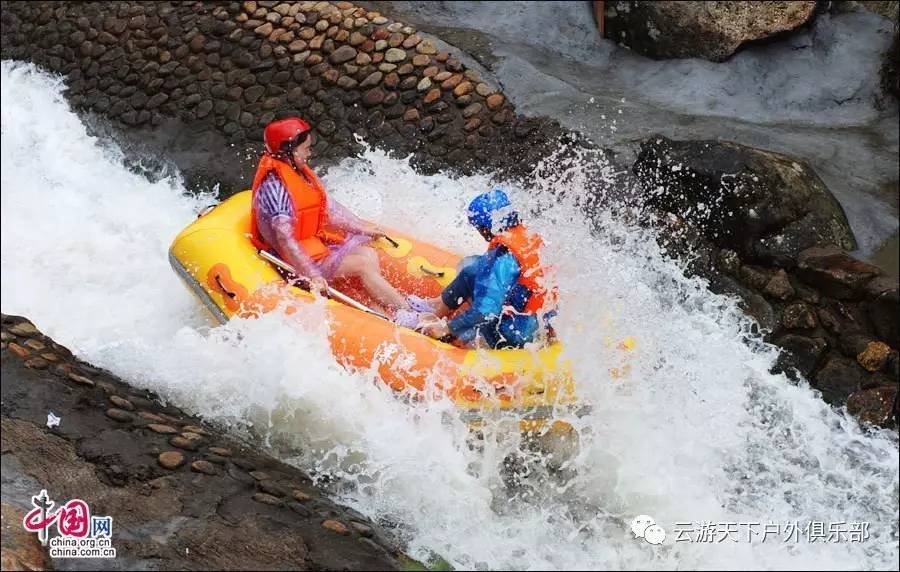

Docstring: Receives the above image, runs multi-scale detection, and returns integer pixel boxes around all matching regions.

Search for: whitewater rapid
[2,61,898,570]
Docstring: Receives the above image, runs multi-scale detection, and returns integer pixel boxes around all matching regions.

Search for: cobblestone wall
[0,0,565,178]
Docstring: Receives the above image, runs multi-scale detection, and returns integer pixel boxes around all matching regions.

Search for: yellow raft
[169,191,584,433]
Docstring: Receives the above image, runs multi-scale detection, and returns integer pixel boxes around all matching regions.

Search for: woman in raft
[249,116,423,327]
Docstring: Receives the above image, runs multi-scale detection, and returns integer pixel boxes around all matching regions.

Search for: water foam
[2,61,897,570]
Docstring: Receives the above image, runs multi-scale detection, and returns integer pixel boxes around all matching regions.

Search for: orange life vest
[250,154,342,261]
[489,224,557,314]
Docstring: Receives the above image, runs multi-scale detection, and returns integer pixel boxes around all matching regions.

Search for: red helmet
[263,117,311,155]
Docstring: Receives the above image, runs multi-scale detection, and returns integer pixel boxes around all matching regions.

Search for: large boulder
[832,1,900,23]
[604,1,817,62]
[633,136,856,266]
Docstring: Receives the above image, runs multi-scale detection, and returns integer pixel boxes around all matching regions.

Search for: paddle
[257,250,390,320]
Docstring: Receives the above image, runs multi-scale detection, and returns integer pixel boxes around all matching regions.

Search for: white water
[2,61,898,570]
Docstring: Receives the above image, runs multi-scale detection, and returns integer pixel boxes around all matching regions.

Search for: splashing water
[2,61,898,570]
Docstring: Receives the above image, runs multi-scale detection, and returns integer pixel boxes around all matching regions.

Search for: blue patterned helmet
[467,188,520,234]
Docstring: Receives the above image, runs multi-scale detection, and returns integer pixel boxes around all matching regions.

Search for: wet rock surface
[633,136,857,267]
[0,314,403,570]
[795,245,882,300]
[1,503,51,571]
[603,1,818,62]
[678,237,898,425]
[631,136,897,426]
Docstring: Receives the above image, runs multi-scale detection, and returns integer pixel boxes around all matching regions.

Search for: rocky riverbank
[631,137,899,427]
[1,313,406,570]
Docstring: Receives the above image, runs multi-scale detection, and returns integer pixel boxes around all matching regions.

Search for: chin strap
[267,150,302,174]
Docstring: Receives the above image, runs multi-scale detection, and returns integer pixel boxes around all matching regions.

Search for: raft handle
[214,275,238,299]
[381,235,400,248]
[197,204,217,218]
[420,266,445,278]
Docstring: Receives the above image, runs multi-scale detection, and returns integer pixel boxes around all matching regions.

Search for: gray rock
[763,269,795,300]
[815,355,866,404]
[317,119,336,135]
[782,302,818,330]
[462,102,483,119]
[330,44,357,64]
[708,274,777,333]
[244,85,265,103]
[772,334,828,379]
[130,90,149,109]
[868,287,900,348]
[146,93,168,109]
[739,265,771,291]
[336,75,358,90]
[384,47,406,62]
[196,100,214,118]
[359,71,383,88]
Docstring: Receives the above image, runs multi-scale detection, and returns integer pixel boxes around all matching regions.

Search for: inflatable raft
[168,191,581,433]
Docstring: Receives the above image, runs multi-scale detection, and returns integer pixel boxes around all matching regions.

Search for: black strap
[420,266,445,278]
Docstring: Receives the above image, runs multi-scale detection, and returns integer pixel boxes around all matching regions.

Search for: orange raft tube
[169,191,588,431]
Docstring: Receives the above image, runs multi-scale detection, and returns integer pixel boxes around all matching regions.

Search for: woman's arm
[272,216,323,280]
[326,197,379,235]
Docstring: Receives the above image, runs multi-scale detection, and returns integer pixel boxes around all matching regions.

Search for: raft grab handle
[214,275,238,299]
[419,266,445,278]
[197,204,217,218]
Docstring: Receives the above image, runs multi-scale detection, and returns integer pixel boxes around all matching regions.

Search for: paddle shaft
[258,250,390,320]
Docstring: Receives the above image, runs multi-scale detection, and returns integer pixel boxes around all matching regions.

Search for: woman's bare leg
[333,246,409,311]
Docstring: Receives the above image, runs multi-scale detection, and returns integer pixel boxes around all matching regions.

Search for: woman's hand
[308,276,329,297]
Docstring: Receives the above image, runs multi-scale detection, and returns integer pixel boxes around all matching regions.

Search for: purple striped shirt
[253,171,295,249]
